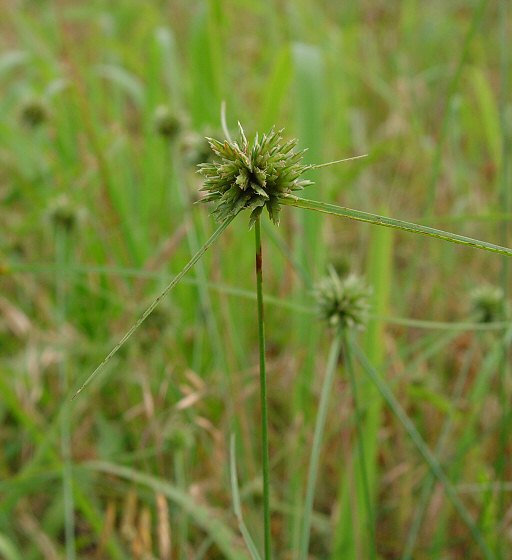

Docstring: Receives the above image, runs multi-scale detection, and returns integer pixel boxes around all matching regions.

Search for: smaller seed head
[19,98,49,128]
[48,195,79,232]
[169,427,194,451]
[315,269,372,332]
[153,105,182,139]
[198,123,313,227]
[469,285,509,323]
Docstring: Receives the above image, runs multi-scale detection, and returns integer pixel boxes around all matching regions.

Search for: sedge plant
[73,123,512,558]
[299,270,374,560]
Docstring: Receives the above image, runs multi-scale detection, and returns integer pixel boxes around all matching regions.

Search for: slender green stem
[496,2,511,555]
[254,217,272,560]
[280,195,512,258]
[352,343,495,560]
[72,216,235,398]
[342,331,376,560]
[299,333,341,560]
[55,226,76,560]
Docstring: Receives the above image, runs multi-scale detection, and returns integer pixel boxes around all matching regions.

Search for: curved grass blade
[72,216,235,399]
[280,195,512,258]
[85,461,250,560]
[0,534,23,560]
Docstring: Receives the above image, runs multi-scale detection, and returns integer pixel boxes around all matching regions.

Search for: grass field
[1,1,511,558]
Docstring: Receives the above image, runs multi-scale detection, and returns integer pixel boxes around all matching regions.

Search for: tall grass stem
[342,332,376,559]
[55,227,76,560]
[299,333,342,560]
[254,217,272,560]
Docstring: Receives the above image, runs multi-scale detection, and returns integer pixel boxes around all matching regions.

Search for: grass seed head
[48,195,83,232]
[153,105,182,139]
[19,98,49,128]
[198,123,312,227]
[470,285,509,323]
[315,268,372,332]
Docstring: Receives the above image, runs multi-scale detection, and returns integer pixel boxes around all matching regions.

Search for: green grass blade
[259,46,292,131]
[72,216,234,398]
[292,42,325,277]
[0,535,23,560]
[280,195,512,257]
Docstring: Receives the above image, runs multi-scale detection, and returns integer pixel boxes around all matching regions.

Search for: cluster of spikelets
[198,124,312,227]
[315,268,372,332]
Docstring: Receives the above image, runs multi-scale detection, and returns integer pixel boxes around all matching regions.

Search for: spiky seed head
[469,285,509,323]
[198,123,313,227]
[153,105,182,139]
[19,98,49,128]
[315,269,372,332]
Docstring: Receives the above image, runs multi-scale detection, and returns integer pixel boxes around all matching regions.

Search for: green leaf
[280,195,512,257]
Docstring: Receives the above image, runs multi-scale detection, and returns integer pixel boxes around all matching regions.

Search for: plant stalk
[299,333,342,560]
[342,331,376,559]
[255,217,272,559]
[55,225,76,560]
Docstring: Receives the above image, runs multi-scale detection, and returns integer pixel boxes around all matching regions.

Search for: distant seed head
[315,269,372,332]
[470,285,509,323]
[19,98,49,128]
[48,195,79,232]
[198,123,313,227]
[153,105,182,139]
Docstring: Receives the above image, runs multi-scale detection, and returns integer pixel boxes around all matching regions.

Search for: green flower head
[315,268,372,332]
[198,124,312,227]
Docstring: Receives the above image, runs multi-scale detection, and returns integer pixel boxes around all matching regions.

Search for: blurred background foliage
[0,0,511,558]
